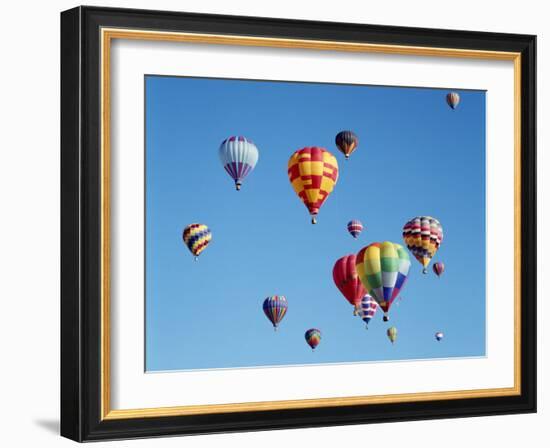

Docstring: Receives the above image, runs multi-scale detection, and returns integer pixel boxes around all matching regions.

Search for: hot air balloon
[355,242,411,321]
[359,295,378,329]
[333,254,366,315]
[218,136,259,190]
[433,262,445,278]
[435,331,444,342]
[305,328,321,351]
[387,326,398,344]
[446,92,460,110]
[335,130,359,160]
[403,216,443,274]
[263,296,288,331]
[347,219,364,239]
[182,223,212,260]
[288,147,338,224]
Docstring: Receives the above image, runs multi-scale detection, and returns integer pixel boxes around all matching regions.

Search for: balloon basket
[422,268,428,274]
[383,315,389,322]
[194,256,199,262]
[311,216,317,224]
[235,183,241,191]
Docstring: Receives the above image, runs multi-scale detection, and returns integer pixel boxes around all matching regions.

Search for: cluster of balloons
[182,90,460,347]
[262,295,322,351]
[333,214,447,343]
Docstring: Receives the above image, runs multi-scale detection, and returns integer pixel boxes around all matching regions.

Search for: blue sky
[145,75,486,372]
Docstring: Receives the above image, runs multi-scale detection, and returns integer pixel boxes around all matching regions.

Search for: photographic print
[144,76,486,372]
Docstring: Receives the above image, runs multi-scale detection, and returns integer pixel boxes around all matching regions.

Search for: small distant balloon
[435,331,444,342]
[335,130,359,160]
[433,262,445,278]
[387,326,398,344]
[218,136,259,190]
[182,224,212,260]
[305,328,321,350]
[347,220,364,239]
[263,296,288,331]
[446,92,460,110]
[359,295,378,329]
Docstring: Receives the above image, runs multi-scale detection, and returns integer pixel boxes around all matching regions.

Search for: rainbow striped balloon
[263,296,288,331]
[347,219,364,238]
[182,223,212,260]
[305,328,321,351]
[355,242,411,321]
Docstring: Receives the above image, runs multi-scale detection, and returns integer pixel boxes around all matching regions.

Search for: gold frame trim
[100,28,522,420]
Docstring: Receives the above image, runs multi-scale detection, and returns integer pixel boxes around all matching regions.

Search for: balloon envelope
[335,130,359,159]
[446,92,460,109]
[182,223,212,259]
[359,295,378,328]
[288,147,338,224]
[403,216,443,274]
[387,326,398,344]
[219,136,259,190]
[435,331,444,341]
[347,219,364,238]
[433,262,445,277]
[355,242,411,321]
[263,296,288,330]
[305,328,321,350]
[333,254,366,314]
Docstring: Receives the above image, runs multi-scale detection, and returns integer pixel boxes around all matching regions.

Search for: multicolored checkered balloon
[355,242,411,322]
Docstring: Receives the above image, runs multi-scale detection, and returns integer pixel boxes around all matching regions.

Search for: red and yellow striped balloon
[287,147,339,224]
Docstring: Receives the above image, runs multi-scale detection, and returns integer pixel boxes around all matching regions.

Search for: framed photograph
[60,6,536,442]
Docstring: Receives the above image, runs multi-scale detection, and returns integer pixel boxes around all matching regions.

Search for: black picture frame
[61,5,536,442]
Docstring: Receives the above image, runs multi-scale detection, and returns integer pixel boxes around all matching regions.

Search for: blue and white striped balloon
[219,136,259,190]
